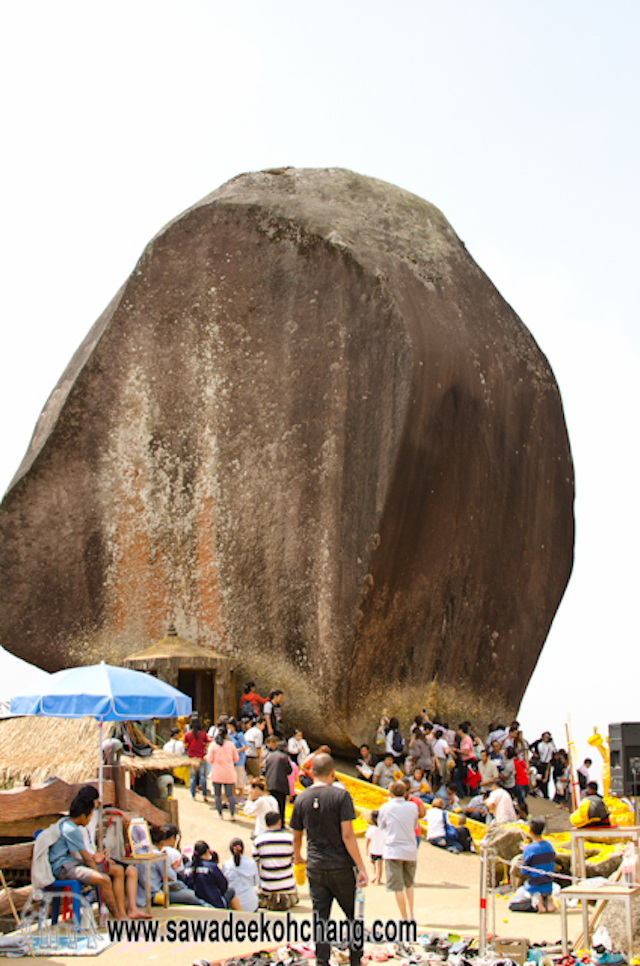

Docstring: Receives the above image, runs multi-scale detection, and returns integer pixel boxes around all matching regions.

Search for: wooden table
[120,853,169,913]
[559,882,640,958]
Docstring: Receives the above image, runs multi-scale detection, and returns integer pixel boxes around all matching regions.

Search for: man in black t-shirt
[291,754,367,966]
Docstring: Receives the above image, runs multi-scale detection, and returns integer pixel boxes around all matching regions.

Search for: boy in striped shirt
[252,811,298,909]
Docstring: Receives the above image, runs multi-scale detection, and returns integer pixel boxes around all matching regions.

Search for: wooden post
[566,716,580,811]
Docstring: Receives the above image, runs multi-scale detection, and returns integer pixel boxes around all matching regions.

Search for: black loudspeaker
[609,723,640,797]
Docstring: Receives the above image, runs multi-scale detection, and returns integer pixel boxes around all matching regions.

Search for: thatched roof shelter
[0,716,187,785]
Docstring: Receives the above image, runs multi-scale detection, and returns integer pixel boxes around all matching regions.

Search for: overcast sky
[1,1,638,769]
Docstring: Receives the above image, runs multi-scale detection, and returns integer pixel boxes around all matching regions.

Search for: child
[408,767,433,802]
[146,825,209,907]
[244,778,281,838]
[221,839,260,913]
[455,815,474,853]
[183,841,241,910]
[364,809,386,885]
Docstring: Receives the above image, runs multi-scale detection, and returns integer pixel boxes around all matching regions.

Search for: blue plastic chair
[33,829,101,927]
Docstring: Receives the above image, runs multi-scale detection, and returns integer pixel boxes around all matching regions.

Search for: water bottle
[622,842,636,886]
[355,884,364,920]
[99,903,108,928]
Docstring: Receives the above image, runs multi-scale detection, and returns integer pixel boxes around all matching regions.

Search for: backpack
[240,700,254,718]
[392,730,404,754]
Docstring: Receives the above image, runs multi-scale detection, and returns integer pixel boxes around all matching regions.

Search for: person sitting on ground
[407,766,433,802]
[356,744,376,782]
[455,815,474,852]
[571,781,611,828]
[71,786,150,919]
[464,791,490,823]
[287,728,310,768]
[151,825,211,906]
[372,753,396,789]
[221,838,259,912]
[509,817,556,913]
[299,745,331,788]
[433,781,460,812]
[252,811,299,910]
[182,841,241,909]
[364,810,386,885]
[243,778,280,838]
[40,792,124,920]
[425,797,463,853]
[263,736,292,828]
[487,778,518,824]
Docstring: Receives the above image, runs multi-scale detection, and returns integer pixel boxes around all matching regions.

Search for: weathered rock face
[0,168,574,750]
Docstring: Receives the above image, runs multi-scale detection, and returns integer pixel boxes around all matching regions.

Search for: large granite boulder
[0,168,574,750]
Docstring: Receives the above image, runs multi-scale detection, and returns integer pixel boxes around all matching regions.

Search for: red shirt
[183,729,209,758]
[514,759,529,786]
[240,690,266,714]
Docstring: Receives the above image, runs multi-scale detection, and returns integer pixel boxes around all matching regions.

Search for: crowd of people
[356,714,593,817]
[33,682,606,960]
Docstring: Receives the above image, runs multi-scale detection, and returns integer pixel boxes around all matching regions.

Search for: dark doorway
[178,669,215,728]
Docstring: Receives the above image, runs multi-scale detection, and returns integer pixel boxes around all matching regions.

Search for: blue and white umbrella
[10,661,191,720]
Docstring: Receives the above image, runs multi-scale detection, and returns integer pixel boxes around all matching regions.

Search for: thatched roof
[0,716,188,785]
[124,631,230,668]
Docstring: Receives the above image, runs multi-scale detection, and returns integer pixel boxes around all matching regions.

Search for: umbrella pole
[98,719,104,850]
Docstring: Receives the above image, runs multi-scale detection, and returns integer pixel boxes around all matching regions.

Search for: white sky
[1,1,638,772]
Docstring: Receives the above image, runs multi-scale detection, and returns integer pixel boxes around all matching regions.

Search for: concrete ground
[8,785,585,965]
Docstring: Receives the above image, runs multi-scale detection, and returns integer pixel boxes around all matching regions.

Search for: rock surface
[0,168,574,749]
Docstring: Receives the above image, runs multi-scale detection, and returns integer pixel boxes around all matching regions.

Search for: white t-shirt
[487,788,517,824]
[426,806,446,840]
[433,737,449,759]
[243,794,279,837]
[537,740,556,764]
[377,799,418,861]
[365,824,387,856]
[245,726,264,758]
[287,736,310,766]
[164,738,185,756]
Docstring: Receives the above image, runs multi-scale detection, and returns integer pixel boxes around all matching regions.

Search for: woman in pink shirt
[206,725,239,820]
